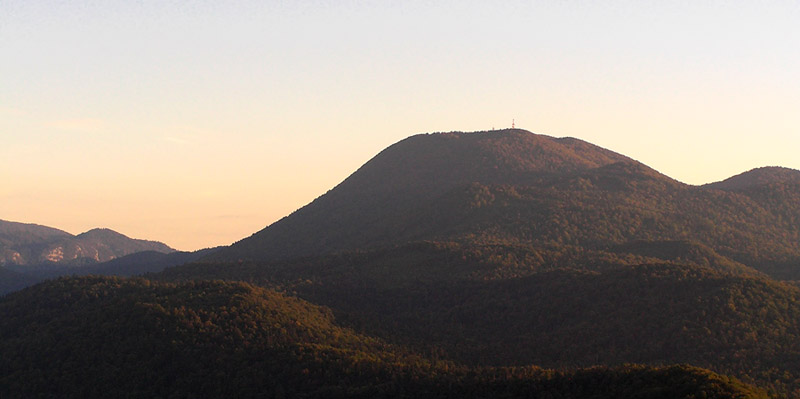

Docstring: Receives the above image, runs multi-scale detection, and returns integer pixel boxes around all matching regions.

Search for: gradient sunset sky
[2,1,799,251]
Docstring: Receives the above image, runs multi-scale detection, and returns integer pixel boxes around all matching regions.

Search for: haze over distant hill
[0,219,174,267]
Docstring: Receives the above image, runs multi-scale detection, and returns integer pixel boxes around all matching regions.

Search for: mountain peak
[400,129,633,173]
[336,129,634,199]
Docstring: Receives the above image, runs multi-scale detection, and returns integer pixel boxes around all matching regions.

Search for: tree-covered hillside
[0,276,770,398]
[163,245,800,397]
[210,130,800,280]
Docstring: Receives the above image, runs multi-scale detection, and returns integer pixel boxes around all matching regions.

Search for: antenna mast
[512,119,515,129]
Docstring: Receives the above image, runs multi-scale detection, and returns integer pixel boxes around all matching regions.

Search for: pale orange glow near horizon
[2,1,799,251]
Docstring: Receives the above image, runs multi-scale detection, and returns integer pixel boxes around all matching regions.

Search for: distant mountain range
[0,220,200,294]
[0,219,174,266]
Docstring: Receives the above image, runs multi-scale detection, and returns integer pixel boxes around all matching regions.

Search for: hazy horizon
[3,1,799,251]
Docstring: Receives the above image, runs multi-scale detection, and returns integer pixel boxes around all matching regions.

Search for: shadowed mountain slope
[0,247,218,296]
[0,266,37,295]
[162,250,800,396]
[78,247,220,277]
[0,276,769,398]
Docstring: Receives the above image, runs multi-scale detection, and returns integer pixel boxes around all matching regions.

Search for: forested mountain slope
[212,129,637,262]
[210,130,800,279]
[0,276,769,399]
[164,246,800,396]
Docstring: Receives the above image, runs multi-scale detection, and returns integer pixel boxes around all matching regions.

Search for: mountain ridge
[0,219,174,267]
[0,275,771,398]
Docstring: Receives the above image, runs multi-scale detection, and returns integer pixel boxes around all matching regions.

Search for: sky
[2,1,799,251]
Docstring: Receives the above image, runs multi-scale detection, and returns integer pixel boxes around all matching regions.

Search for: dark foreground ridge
[0,276,769,398]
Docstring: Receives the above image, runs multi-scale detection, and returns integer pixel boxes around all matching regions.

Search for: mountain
[212,129,637,262]
[0,276,769,398]
[160,129,800,395]
[0,220,174,267]
[211,129,800,280]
